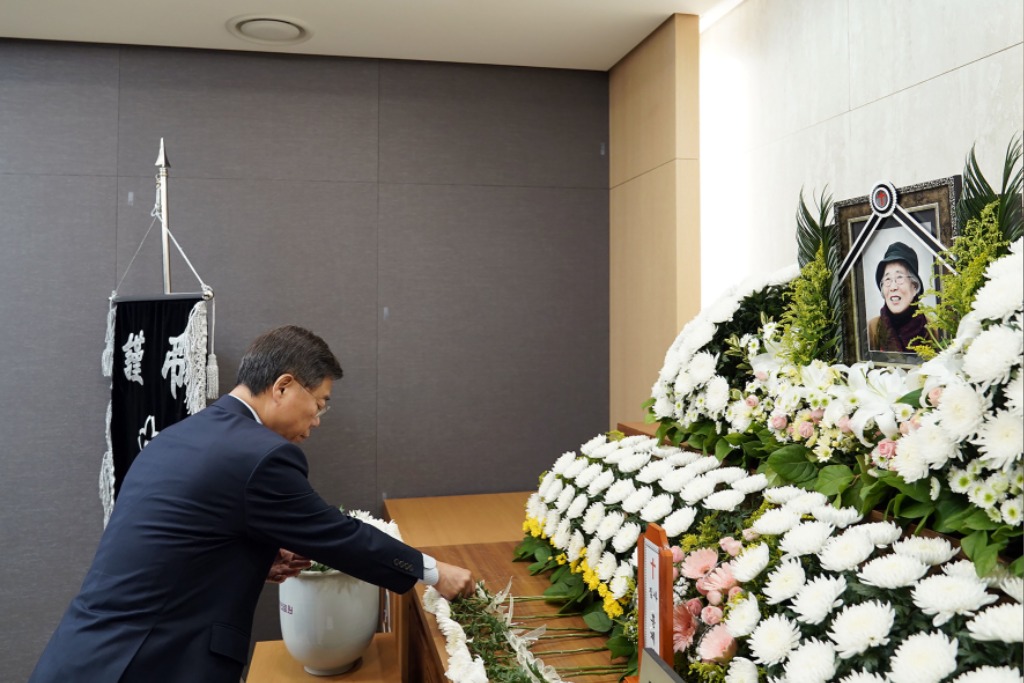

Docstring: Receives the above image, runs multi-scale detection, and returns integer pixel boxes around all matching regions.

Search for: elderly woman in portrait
[867,241,929,353]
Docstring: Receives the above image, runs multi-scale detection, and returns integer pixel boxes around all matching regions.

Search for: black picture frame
[834,177,961,368]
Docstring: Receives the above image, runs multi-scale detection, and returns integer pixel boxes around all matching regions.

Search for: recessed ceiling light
[227,15,311,45]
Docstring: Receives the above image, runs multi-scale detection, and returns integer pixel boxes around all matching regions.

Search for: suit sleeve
[242,443,422,594]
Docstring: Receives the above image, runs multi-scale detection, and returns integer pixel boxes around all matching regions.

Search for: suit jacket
[30,395,423,683]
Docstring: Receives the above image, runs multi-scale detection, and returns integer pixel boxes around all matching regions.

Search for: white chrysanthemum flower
[975,410,1024,471]
[967,603,1024,642]
[688,455,723,476]
[542,509,560,537]
[952,666,1024,683]
[580,434,607,456]
[587,468,615,496]
[705,376,731,413]
[1004,496,1024,526]
[838,674,887,683]
[936,383,989,440]
[542,477,564,504]
[566,493,589,520]
[963,325,1023,385]
[1000,576,1024,602]
[554,484,576,512]
[748,614,801,666]
[888,632,958,683]
[574,463,602,488]
[852,521,902,547]
[764,485,805,504]
[973,253,1024,321]
[609,574,630,600]
[567,530,586,562]
[704,466,748,485]
[603,478,636,505]
[689,351,718,385]
[422,586,443,614]
[596,511,626,541]
[581,501,605,535]
[703,489,745,512]
[586,537,605,565]
[763,558,805,604]
[912,574,998,626]
[681,476,717,504]
[551,451,576,475]
[894,422,958,481]
[659,467,696,493]
[537,471,557,500]
[791,575,846,625]
[1005,373,1024,417]
[942,558,988,581]
[783,638,836,683]
[733,473,769,493]
[552,518,572,549]
[731,543,770,582]
[662,506,697,537]
[664,449,700,467]
[597,550,618,582]
[636,459,674,484]
[563,457,589,480]
[603,446,631,466]
[891,536,959,565]
[618,449,652,474]
[639,494,674,522]
[752,508,801,536]
[612,522,642,554]
[858,554,929,588]
[724,657,759,683]
[590,440,620,461]
[526,492,546,521]
[810,505,862,528]
[817,531,875,572]
[827,600,894,658]
[785,491,828,515]
[725,594,760,637]
[780,521,835,557]
[622,485,654,514]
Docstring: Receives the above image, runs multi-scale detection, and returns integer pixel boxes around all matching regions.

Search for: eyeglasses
[880,274,908,288]
[296,382,330,418]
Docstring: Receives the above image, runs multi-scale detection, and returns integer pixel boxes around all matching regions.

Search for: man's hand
[267,548,313,584]
[434,561,474,601]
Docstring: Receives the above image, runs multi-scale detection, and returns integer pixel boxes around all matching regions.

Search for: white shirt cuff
[421,553,438,585]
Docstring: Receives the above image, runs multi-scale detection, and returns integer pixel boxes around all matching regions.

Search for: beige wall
[609,14,700,425]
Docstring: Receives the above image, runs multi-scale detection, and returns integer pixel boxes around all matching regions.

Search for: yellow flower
[603,595,624,619]
[556,553,567,565]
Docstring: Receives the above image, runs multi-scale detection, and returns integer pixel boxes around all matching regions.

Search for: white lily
[847,364,912,445]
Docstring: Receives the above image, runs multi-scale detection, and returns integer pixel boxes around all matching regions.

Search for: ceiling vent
[227,16,311,45]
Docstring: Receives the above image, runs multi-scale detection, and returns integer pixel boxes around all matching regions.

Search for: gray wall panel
[380,60,609,188]
[0,173,115,679]
[0,39,608,681]
[0,41,119,176]
[377,183,608,498]
[117,48,380,182]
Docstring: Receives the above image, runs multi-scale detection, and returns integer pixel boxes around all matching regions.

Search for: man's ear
[271,374,296,400]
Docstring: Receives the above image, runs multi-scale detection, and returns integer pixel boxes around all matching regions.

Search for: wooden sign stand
[625,522,674,683]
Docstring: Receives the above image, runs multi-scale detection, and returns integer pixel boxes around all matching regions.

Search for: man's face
[880,262,917,315]
[269,376,332,443]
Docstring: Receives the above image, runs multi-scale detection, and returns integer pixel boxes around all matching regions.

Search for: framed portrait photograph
[834,177,961,367]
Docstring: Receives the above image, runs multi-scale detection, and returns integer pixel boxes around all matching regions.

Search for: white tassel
[99,399,115,526]
[101,292,117,377]
[206,353,219,399]
[181,300,209,415]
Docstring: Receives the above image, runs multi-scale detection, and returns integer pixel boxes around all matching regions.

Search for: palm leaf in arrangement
[957,133,1022,242]
[794,187,843,362]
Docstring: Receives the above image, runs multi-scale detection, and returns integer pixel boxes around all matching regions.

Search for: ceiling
[0,0,740,71]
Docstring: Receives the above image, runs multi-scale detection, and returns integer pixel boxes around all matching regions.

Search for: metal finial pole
[155,138,172,294]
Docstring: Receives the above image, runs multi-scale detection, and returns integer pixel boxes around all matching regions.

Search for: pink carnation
[671,546,685,563]
[745,395,759,408]
[697,624,736,663]
[719,536,743,557]
[876,439,897,458]
[701,605,723,625]
[770,414,788,430]
[672,603,697,652]
[810,408,824,423]
[797,421,815,439]
[681,548,718,579]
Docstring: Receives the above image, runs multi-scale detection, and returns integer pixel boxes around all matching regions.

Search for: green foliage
[958,133,1023,243]
[779,245,840,366]
[908,200,1010,358]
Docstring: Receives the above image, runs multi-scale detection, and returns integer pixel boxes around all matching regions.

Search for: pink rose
[837,416,852,433]
[728,586,743,599]
[798,421,815,439]
[671,546,685,563]
[719,536,742,557]
[681,548,719,579]
[899,421,911,435]
[742,528,760,542]
[707,590,723,606]
[745,395,759,408]
[697,624,737,663]
[672,603,697,652]
[928,386,944,407]
[770,414,788,430]
[810,408,824,423]
[701,605,723,625]
[876,439,897,458]
[755,371,768,381]
[685,598,703,616]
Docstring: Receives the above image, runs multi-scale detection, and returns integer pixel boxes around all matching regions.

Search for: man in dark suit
[30,325,474,683]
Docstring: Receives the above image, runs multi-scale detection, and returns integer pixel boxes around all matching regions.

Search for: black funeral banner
[104,297,208,512]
